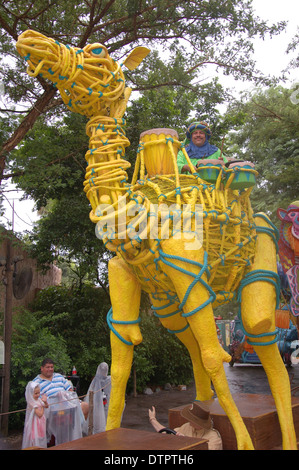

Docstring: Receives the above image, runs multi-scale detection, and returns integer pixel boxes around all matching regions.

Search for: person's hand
[41,394,48,407]
[148,406,156,420]
[182,164,192,173]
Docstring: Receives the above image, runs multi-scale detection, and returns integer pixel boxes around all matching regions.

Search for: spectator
[32,358,72,397]
[32,358,88,446]
[22,382,48,449]
[149,402,222,450]
[84,362,111,434]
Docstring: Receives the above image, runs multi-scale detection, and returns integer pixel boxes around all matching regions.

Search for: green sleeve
[177,148,228,174]
[177,149,188,173]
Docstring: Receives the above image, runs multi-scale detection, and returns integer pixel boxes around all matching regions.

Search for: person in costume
[177,121,228,173]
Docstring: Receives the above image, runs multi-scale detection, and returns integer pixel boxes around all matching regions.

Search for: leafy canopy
[223,85,299,221]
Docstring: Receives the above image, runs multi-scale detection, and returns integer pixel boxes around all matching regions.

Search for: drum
[196,159,223,184]
[224,161,257,190]
[139,128,180,177]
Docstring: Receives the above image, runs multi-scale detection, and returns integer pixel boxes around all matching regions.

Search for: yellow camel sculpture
[16,30,297,450]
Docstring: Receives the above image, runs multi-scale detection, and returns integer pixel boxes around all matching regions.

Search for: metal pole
[1,236,13,436]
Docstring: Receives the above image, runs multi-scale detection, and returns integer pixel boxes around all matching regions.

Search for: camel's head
[16,30,149,118]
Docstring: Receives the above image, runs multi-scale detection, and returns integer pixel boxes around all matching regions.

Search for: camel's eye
[90,46,106,58]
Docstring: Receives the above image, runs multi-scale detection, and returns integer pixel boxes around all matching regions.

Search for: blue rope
[106,307,140,346]
[237,269,280,308]
[158,250,216,317]
[237,269,280,346]
[151,299,189,333]
[167,324,189,334]
[253,214,279,252]
[151,300,182,318]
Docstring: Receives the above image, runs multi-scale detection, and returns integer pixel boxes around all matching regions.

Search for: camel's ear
[123,46,150,70]
[277,208,288,221]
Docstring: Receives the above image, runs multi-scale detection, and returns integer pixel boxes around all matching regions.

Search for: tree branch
[252,100,283,121]
[0,86,57,182]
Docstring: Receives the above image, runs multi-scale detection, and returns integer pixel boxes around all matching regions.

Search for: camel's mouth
[16,30,62,77]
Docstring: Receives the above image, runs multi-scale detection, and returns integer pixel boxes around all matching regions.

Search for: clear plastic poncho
[83,362,111,434]
[22,381,47,449]
[46,389,83,445]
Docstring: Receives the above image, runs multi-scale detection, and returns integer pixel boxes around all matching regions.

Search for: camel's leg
[241,214,297,450]
[159,238,254,450]
[150,294,214,401]
[106,257,142,430]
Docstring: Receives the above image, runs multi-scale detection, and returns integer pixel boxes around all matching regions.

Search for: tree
[0,0,286,182]
[0,1,287,278]
[223,85,299,222]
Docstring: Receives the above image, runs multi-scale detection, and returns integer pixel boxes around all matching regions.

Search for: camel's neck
[83,114,131,209]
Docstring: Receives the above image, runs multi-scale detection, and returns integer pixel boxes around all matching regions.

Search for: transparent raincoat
[84,362,111,434]
[22,381,47,449]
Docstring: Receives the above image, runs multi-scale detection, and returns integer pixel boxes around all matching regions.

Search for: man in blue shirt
[32,358,88,446]
[33,358,72,397]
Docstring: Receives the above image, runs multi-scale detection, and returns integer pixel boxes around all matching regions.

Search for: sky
[247,0,298,81]
[1,0,298,233]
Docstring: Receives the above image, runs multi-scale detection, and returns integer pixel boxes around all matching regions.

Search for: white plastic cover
[84,362,111,434]
[46,390,83,445]
[22,381,47,449]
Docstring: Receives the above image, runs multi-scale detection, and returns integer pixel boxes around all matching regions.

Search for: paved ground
[2,362,299,450]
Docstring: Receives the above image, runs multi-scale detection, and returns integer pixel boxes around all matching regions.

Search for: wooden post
[133,365,137,398]
[88,391,94,436]
[1,236,13,436]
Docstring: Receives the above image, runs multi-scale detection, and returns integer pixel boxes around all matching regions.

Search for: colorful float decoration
[277,202,299,333]
[16,30,297,450]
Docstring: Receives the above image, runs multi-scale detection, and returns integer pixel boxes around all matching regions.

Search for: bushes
[8,284,194,428]
[29,285,112,391]
[9,307,71,429]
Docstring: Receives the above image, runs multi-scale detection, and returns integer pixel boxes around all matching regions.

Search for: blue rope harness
[237,269,280,346]
[253,214,280,252]
[106,307,141,346]
[106,215,280,346]
[107,250,216,343]
[157,250,216,317]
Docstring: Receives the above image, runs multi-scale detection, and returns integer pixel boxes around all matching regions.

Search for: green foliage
[8,284,194,427]
[10,113,88,209]
[9,307,71,429]
[30,286,193,393]
[29,285,112,388]
[224,85,299,223]
[1,0,288,281]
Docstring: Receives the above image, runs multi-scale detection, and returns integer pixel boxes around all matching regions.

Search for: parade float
[16,30,297,450]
